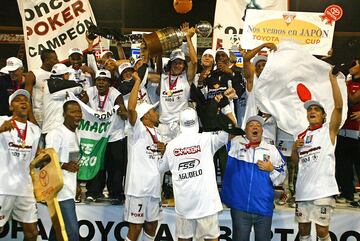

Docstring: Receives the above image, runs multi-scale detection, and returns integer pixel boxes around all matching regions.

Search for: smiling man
[221,115,286,241]
[291,71,343,241]
[0,89,41,241]
[46,100,82,241]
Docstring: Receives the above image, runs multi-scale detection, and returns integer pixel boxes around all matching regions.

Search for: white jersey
[46,125,80,201]
[42,81,82,134]
[69,67,92,90]
[31,68,51,127]
[276,128,294,157]
[159,131,228,219]
[86,86,125,142]
[295,123,339,201]
[125,117,162,198]
[159,72,190,123]
[0,117,41,197]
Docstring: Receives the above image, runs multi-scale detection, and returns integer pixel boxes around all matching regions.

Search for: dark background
[0,0,359,67]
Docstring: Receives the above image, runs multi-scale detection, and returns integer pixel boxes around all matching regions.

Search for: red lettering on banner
[47,13,64,30]
[62,6,74,23]
[26,26,33,38]
[26,0,87,36]
[72,0,86,17]
[34,21,49,35]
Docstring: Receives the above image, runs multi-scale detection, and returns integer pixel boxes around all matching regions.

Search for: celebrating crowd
[0,22,359,241]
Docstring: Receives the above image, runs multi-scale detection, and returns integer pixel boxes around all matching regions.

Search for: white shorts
[176,214,220,240]
[0,195,38,226]
[295,197,335,226]
[124,195,162,224]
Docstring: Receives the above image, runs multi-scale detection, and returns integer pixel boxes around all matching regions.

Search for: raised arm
[329,70,343,144]
[180,22,198,84]
[242,43,277,92]
[128,72,141,126]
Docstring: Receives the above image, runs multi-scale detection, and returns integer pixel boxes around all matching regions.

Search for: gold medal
[20,140,26,148]
[167,90,173,97]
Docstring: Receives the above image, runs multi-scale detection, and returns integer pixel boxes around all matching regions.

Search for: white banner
[213,0,288,50]
[1,205,360,240]
[241,9,335,56]
[17,0,98,70]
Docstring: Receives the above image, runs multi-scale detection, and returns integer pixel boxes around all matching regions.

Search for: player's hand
[62,160,79,173]
[198,69,210,86]
[132,72,141,82]
[262,42,277,52]
[79,90,89,103]
[257,160,274,172]
[293,138,304,150]
[217,62,233,75]
[157,142,166,155]
[351,111,360,121]
[81,65,94,75]
[0,119,15,133]
[117,108,128,120]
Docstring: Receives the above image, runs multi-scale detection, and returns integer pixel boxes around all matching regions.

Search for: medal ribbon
[98,89,109,111]
[168,73,179,90]
[145,127,158,144]
[12,120,27,143]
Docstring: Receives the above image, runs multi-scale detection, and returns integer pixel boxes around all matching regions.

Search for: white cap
[216,48,230,58]
[0,67,9,74]
[8,89,30,105]
[118,62,134,76]
[170,49,186,61]
[179,107,199,134]
[51,63,70,76]
[95,69,112,79]
[3,57,23,72]
[100,50,113,59]
[246,115,264,126]
[202,49,216,60]
[136,102,159,119]
[68,48,83,56]
[131,57,142,67]
[252,55,267,66]
[304,100,324,110]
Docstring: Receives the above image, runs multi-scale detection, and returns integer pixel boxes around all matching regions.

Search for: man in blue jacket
[221,115,286,241]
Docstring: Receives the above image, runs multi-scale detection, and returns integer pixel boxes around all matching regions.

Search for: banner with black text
[17,0,98,70]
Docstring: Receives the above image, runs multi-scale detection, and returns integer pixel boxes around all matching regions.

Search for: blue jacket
[221,137,286,217]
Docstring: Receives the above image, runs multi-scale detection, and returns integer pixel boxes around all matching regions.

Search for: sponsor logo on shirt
[173,145,201,156]
[8,142,32,149]
[178,159,200,171]
[179,169,203,180]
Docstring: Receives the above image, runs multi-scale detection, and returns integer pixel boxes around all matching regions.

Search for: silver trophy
[143,21,213,57]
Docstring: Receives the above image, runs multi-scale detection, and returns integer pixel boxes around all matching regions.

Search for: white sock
[143,232,155,241]
[299,235,312,241]
[125,237,132,241]
[318,234,331,241]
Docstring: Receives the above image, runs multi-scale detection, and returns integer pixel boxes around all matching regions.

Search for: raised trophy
[143,21,213,57]
[86,21,213,57]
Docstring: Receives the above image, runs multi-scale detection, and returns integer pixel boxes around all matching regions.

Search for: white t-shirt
[159,131,228,219]
[86,86,125,142]
[69,67,92,90]
[42,81,82,134]
[46,125,80,201]
[295,123,339,201]
[32,68,51,127]
[125,117,162,198]
[159,71,190,123]
[0,117,41,197]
